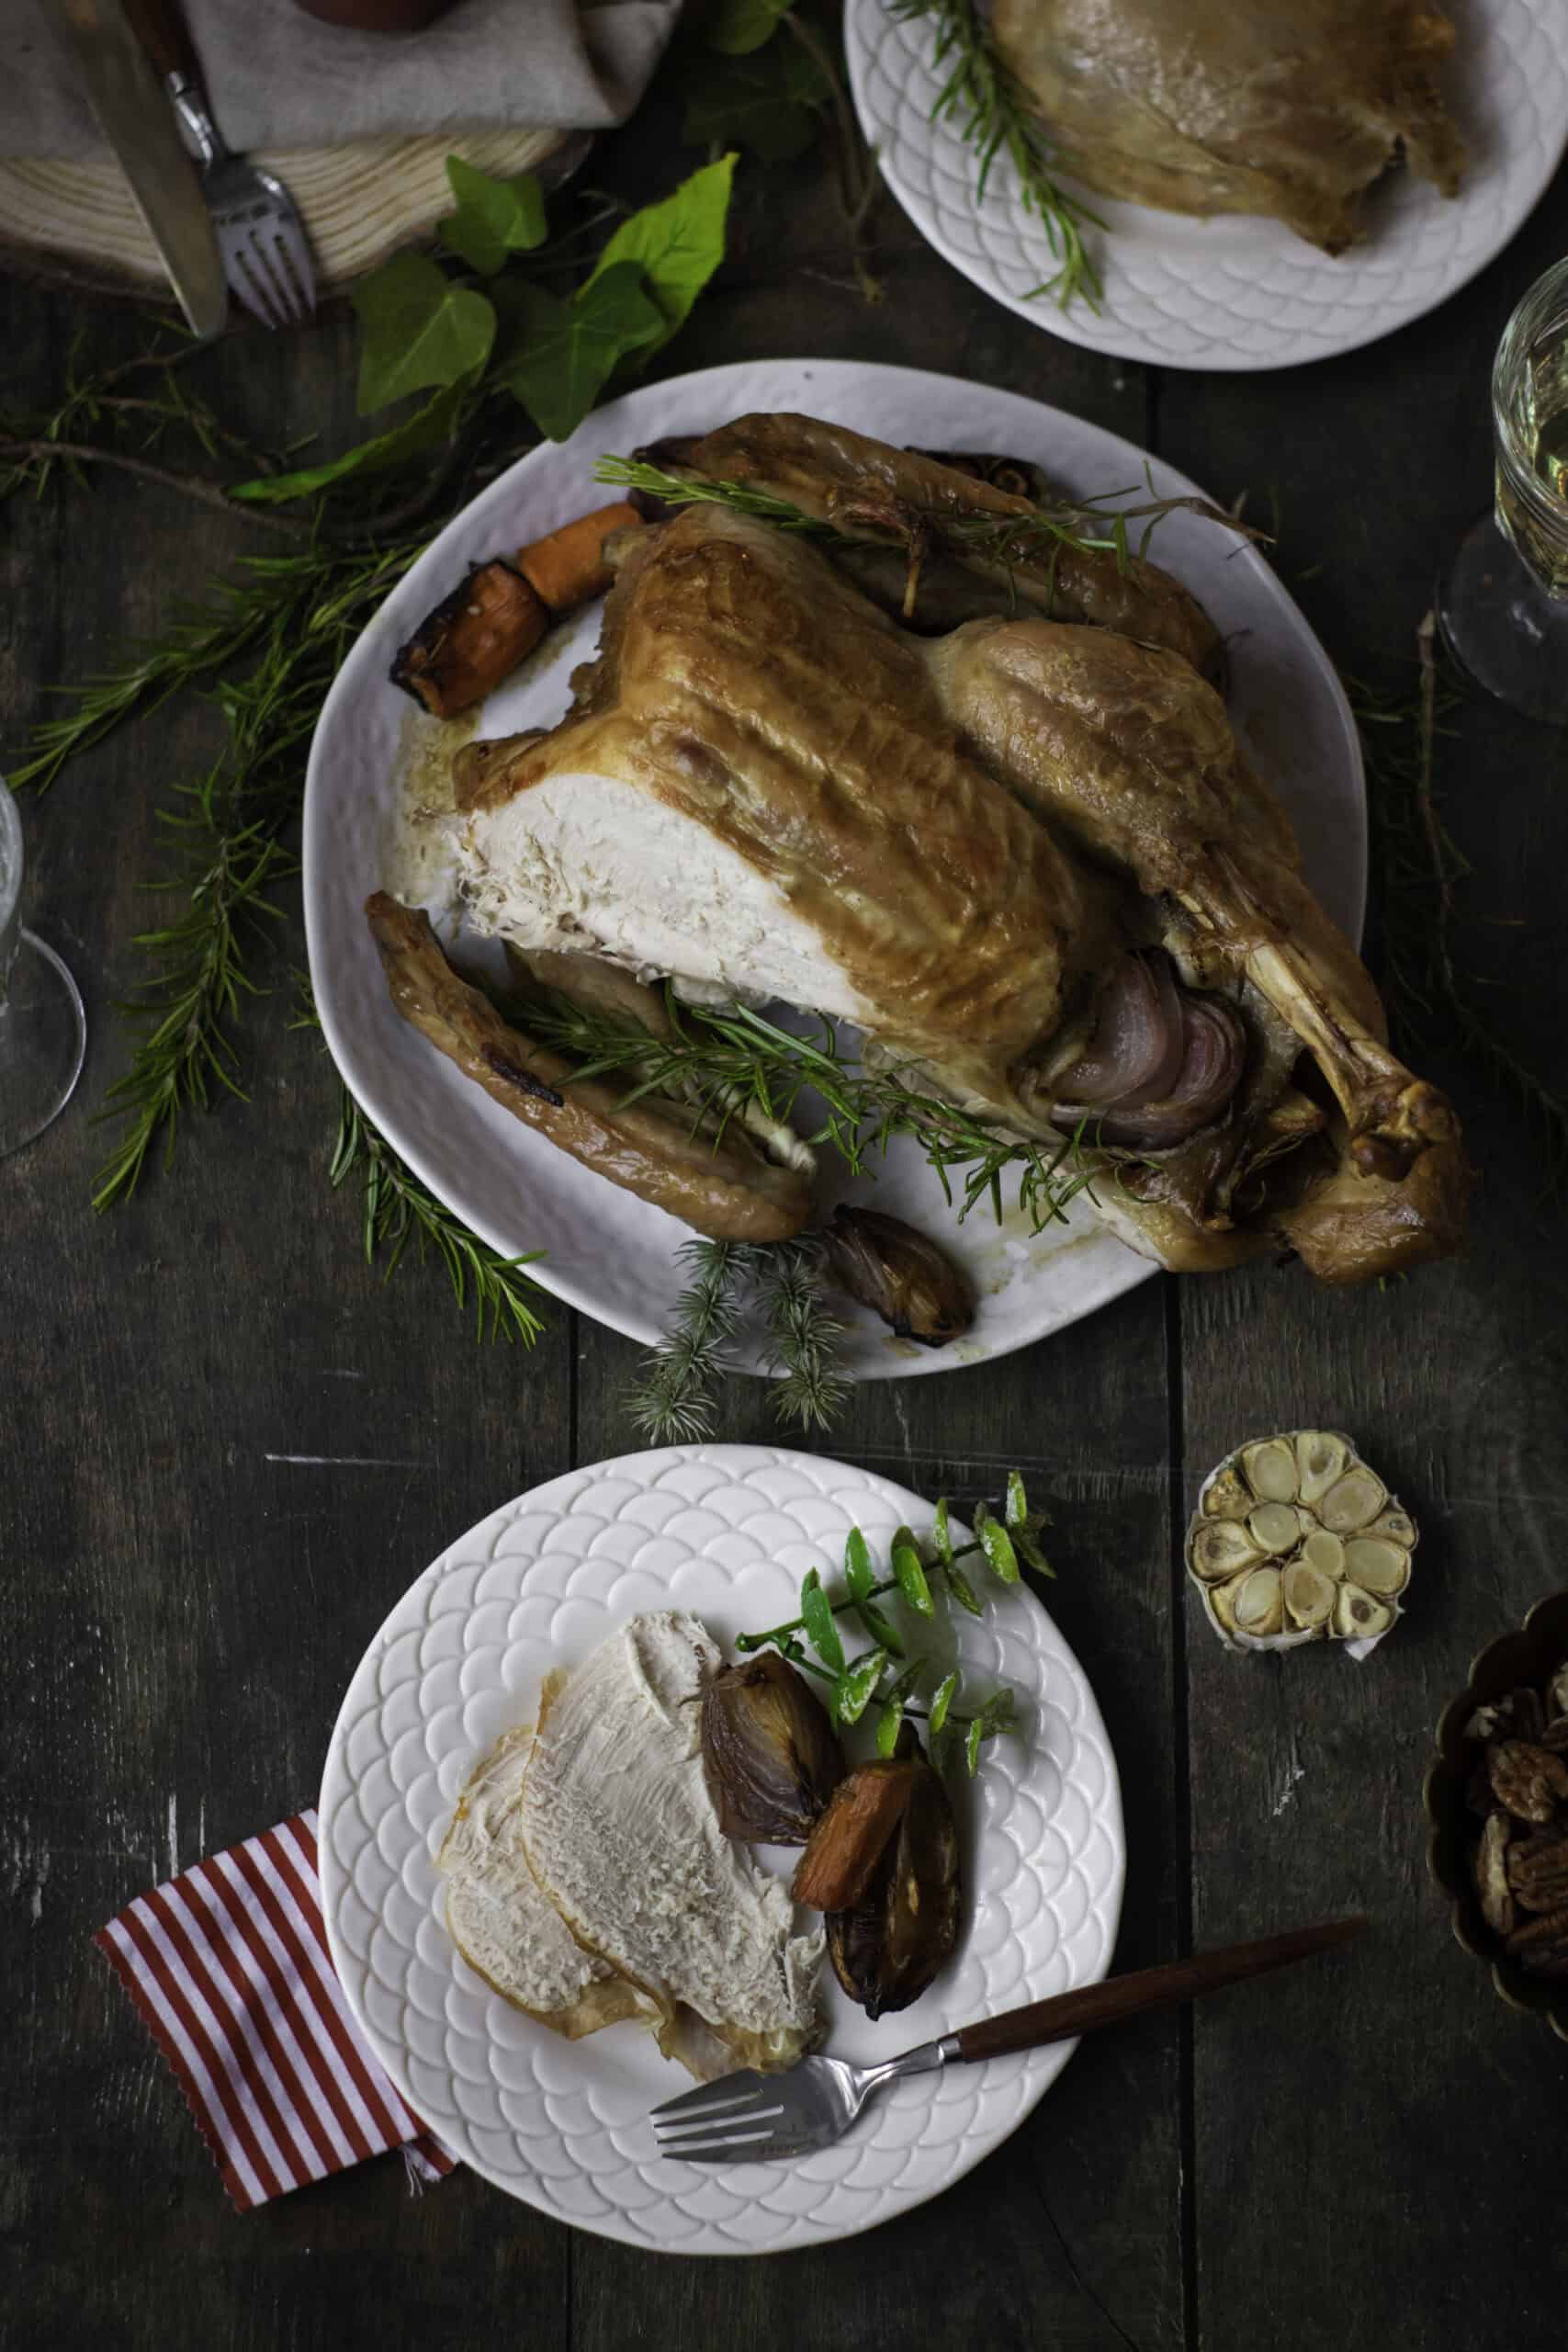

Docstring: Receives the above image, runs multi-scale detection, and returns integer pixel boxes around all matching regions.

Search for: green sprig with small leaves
[737,1469,1051,1773]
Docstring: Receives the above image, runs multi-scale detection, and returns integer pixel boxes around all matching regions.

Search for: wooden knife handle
[121,0,203,87]
[953,1916,1366,2064]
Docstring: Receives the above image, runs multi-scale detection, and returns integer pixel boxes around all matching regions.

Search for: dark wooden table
[6,85,1567,2352]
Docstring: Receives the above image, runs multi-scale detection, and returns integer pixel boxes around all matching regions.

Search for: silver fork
[124,0,316,329]
[651,1916,1364,2163]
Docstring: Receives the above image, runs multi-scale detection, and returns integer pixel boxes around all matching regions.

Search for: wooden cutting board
[0,124,578,306]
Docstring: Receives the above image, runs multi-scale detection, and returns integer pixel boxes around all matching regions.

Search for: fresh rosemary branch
[64,538,426,1205]
[594,456,1247,594]
[326,1086,549,1343]
[592,457,833,533]
[886,0,1104,310]
[529,986,1097,1234]
[1353,619,1568,1191]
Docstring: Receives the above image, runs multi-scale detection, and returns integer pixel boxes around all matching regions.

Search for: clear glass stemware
[1437,255,1568,726]
[0,775,86,1159]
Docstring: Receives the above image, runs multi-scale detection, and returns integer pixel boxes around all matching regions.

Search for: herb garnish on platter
[734,1468,1052,1774]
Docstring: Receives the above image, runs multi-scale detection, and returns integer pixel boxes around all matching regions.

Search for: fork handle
[953,1915,1365,2064]
[121,0,202,89]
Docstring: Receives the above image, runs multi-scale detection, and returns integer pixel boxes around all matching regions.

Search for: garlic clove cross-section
[1186,1429,1416,1657]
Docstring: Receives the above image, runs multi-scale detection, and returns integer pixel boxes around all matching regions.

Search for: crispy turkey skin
[441,469,1465,1286]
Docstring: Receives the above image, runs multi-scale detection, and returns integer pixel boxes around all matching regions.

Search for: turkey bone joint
[370,415,1466,1286]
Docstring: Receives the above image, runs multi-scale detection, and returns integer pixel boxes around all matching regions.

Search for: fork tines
[649,2075,787,2161]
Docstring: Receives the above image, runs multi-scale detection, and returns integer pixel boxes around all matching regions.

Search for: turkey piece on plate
[447,477,1466,1284]
[989,0,1466,254]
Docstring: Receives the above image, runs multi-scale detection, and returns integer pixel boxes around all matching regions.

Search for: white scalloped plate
[305,357,1364,1374]
[846,0,1568,370]
[318,1445,1124,2254]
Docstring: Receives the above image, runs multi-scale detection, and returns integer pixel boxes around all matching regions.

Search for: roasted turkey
[990,0,1466,254]
[373,416,1466,1286]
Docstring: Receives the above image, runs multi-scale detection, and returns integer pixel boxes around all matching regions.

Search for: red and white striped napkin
[96,1809,456,2211]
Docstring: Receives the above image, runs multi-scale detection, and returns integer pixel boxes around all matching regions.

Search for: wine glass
[0,775,86,1158]
[1436,255,1568,726]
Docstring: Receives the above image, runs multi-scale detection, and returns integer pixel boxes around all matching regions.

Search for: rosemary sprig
[326,1085,548,1343]
[593,456,835,533]
[886,0,1104,310]
[529,985,1097,1235]
[49,538,426,1205]
[594,455,1248,594]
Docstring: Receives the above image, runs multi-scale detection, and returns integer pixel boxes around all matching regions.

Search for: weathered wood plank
[1158,163,1568,2352]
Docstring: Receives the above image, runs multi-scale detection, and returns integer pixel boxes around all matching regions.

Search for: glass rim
[0,775,22,933]
[1493,254,1568,502]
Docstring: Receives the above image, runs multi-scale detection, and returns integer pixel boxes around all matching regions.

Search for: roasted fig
[792,1754,919,1911]
[700,1652,844,1845]
[826,1727,962,2019]
[822,1205,974,1348]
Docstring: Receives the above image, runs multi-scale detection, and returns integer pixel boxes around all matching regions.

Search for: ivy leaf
[352,253,495,415]
[931,1497,954,1566]
[438,158,547,276]
[591,154,736,361]
[800,1566,845,1675]
[229,380,471,503]
[965,1715,985,1776]
[497,263,663,442]
[682,37,827,162]
[844,1525,874,1604]
[706,0,794,52]
[1005,1469,1030,1529]
[874,1700,905,1757]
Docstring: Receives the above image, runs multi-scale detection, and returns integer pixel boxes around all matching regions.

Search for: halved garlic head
[1186,1430,1415,1656]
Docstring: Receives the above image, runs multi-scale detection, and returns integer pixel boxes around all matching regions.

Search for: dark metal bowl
[1423,1589,1568,2043]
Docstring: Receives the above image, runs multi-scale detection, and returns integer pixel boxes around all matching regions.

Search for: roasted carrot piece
[792,1758,917,1913]
[389,560,547,719]
[516,502,643,612]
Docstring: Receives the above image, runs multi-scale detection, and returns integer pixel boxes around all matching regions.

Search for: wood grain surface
[3,66,1565,2352]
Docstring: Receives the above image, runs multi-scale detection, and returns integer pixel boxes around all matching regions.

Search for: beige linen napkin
[3,0,682,158]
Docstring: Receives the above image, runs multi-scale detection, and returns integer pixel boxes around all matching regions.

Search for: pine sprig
[762,1242,849,1432]
[627,1238,758,1442]
[887,0,1104,310]
[325,1085,548,1343]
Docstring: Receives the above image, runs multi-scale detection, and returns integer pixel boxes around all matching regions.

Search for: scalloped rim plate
[304,357,1364,1376]
[318,1444,1125,2253]
[846,0,1568,370]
